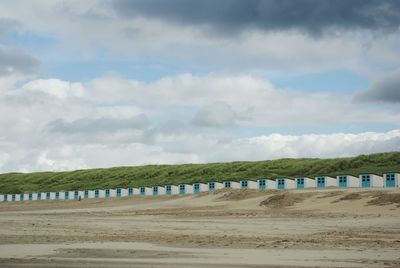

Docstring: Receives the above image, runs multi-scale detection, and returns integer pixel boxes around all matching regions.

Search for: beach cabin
[240,180,258,189]
[36,192,43,201]
[139,186,152,196]
[63,191,70,200]
[384,173,399,188]
[336,175,359,188]
[55,192,61,200]
[193,183,207,193]
[127,188,134,196]
[295,177,316,189]
[178,184,194,195]
[257,179,277,190]
[19,193,25,201]
[152,186,166,196]
[83,190,90,199]
[359,174,384,188]
[115,188,122,198]
[11,194,16,202]
[164,185,179,195]
[94,189,100,199]
[315,176,336,188]
[276,178,296,190]
[223,181,240,189]
[208,182,223,191]
[2,194,7,202]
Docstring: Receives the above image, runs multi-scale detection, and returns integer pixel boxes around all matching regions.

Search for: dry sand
[0,188,399,267]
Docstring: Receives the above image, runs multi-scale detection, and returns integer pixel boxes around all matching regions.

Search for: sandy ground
[0,188,399,267]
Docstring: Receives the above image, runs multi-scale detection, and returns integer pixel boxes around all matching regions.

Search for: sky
[0,0,400,173]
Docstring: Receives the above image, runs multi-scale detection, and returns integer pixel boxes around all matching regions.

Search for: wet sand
[0,188,399,267]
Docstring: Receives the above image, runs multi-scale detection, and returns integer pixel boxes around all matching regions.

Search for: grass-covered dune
[0,152,399,194]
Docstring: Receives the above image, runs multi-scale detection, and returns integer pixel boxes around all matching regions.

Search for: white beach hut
[240,180,258,189]
[276,178,296,190]
[0,194,4,202]
[152,186,166,196]
[193,183,208,193]
[208,182,223,191]
[257,179,277,190]
[178,184,194,195]
[315,176,336,188]
[164,185,179,195]
[295,177,316,189]
[139,186,152,196]
[336,175,360,188]
[383,173,399,188]
[223,181,240,189]
[359,174,384,188]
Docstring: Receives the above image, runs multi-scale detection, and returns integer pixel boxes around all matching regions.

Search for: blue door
[116,189,121,197]
[3,195,7,202]
[166,185,172,195]
[224,182,231,188]
[65,192,69,200]
[46,192,51,200]
[20,193,24,201]
[95,190,99,198]
[361,175,371,188]
[153,186,158,196]
[105,189,110,198]
[241,181,248,189]
[56,192,60,200]
[140,187,146,196]
[128,188,133,196]
[194,183,200,193]
[29,193,33,201]
[179,184,185,195]
[12,194,16,202]
[317,177,325,188]
[277,179,285,189]
[208,182,215,191]
[258,179,266,190]
[84,191,89,199]
[297,178,304,188]
[37,192,42,201]
[385,174,396,187]
[338,176,347,188]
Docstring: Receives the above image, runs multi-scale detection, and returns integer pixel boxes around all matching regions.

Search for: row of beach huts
[0,173,399,202]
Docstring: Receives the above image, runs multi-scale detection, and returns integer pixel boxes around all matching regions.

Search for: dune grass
[0,152,399,194]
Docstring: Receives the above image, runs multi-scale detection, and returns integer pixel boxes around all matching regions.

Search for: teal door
[153,186,158,196]
[338,176,347,188]
[65,192,69,200]
[317,177,325,188]
[258,179,266,190]
[20,193,24,201]
[297,178,304,188]
[116,189,121,197]
[29,193,33,201]
[37,192,42,201]
[105,189,110,198]
[179,185,185,195]
[3,195,7,202]
[84,191,89,199]
[385,174,396,187]
[277,179,285,189]
[224,182,231,188]
[12,194,16,202]
[46,192,51,200]
[166,185,172,195]
[95,190,99,198]
[140,187,146,196]
[208,182,215,191]
[128,188,133,196]
[241,181,248,189]
[74,191,79,200]
[194,183,200,193]
[361,175,371,188]
[55,192,60,200]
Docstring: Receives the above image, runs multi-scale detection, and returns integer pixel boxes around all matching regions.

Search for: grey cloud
[192,102,237,128]
[111,0,400,36]
[0,46,39,76]
[0,18,20,36]
[47,114,150,134]
[355,70,400,103]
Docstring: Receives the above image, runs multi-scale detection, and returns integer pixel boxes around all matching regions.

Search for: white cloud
[0,73,399,172]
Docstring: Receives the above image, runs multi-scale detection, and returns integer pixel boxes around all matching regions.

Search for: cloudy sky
[0,0,400,172]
